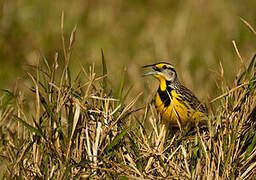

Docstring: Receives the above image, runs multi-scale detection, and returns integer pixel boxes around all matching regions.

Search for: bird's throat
[154,74,167,91]
[159,78,167,91]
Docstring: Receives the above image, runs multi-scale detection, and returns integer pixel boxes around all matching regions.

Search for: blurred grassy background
[1,0,256,102]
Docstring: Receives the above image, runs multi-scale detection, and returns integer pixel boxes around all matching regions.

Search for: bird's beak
[142,64,159,76]
[143,71,158,76]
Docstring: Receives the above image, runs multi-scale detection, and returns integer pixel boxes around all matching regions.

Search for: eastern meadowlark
[143,62,207,128]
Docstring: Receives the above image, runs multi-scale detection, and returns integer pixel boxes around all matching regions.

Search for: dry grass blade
[27,72,40,126]
[93,121,101,165]
[232,40,245,65]
[240,17,256,36]
[241,162,256,179]
[61,11,67,60]
[115,92,143,122]
[85,123,93,162]
[181,145,191,178]
[166,145,181,162]
[69,25,77,51]
[210,79,256,103]
[66,103,80,161]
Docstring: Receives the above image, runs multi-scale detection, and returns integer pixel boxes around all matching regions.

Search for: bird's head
[143,62,178,91]
[143,62,177,82]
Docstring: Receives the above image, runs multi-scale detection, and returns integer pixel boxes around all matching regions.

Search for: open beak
[142,64,159,76]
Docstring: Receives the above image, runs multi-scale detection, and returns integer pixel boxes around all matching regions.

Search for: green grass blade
[36,63,40,84]
[101,49,108,94]
[123,85,133,103]
[0,89,14,114]
[14,116,44,138]
[38,92,52,116]
[105,127,130,153]
[243,132,256,161]
[67,67,72,87]
[117,67,126,107]
[67,105,74,138]
[238,54,256,83]
[119,176,128,180]
[42,55,51,74]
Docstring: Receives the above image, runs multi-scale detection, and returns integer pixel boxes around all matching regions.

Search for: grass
[0,15,256,179]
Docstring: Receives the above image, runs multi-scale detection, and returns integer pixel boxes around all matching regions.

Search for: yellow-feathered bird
[143,62,207,128]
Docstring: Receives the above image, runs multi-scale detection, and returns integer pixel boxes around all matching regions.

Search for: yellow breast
[155,90,205,127]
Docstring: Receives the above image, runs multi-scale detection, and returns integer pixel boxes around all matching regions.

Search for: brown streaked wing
[177,85,207,114]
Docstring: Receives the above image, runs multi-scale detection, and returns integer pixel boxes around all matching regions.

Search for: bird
[143,62,207,128]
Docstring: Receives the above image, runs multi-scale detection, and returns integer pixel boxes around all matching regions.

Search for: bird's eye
[162,65,167,69]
